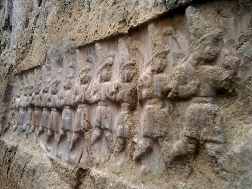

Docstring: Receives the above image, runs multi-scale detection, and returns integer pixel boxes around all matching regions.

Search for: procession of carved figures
[12,28,240,171]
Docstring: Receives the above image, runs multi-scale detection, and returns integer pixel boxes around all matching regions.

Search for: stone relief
[11,19,240,174]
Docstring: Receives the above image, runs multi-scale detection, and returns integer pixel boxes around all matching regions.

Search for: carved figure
[113,61,137,153]
[24,86,33,133]
[133,51,170,161]
[37,86,50,136]
[58,78,75,145]
[90,56,116,148]
[47,80,62,143]
[15,89,25,132]
[31,84,42,132]
[165,31,240,167]
[70,65,92,151]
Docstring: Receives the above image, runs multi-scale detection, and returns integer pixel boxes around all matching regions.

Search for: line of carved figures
[14,31,240,166]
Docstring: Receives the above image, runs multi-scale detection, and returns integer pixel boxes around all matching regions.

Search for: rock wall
[1,0,252,188]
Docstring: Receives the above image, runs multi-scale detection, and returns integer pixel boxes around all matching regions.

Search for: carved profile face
[120,62,136,82]
[138,71,152,90]
[80,67,92,85]
[42,86,49,94]
[64,79,72,90]
[195,31,223,64]
[167,64,198,99]
[150,61,167,74]
[50,80,60,95]
[34,87,41,95]
[99,57,114,82]
[207,52,240,90]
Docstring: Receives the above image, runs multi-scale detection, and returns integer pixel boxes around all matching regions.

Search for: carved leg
[70,132,80,151]
[37,126,44,136]
[91,127,103,145]
[46,129,53,142]
[57,129,65,145]
[104,130,113,152]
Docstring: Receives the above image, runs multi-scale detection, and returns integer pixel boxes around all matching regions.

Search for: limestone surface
[1,0,252,189]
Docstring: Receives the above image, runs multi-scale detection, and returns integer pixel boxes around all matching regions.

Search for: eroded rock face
[1,0,252,189]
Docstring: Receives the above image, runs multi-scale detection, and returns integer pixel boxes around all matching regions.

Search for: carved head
[64,78,73,90]
[120,61,137,82]
[193,30,223,65]
[50,80,60,95]
[137,71,152,91]
[28,86,34,96]
[42,86,49,94]
[98,56,114,82]
[80,66,92,85]
[167,63,199,99]
[23,86,31,97]
[149,50,169,74]
[207,51,240,91]
[33,83,41,95]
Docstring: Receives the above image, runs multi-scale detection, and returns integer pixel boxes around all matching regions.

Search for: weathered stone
[1,0,252,189]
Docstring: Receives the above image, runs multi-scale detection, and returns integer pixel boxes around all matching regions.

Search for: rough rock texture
[1,0,252,189]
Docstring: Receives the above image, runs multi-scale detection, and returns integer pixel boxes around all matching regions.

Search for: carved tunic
[32,93,42,130]
[40,92,50,130]
[73,85,90,133]
[184,97,224,144]
[115,82,137,138]
[94,82,114,131]
[17,95,26,131]
[61,89,75,132]
[138,71,169,138]
[48,94,61,133]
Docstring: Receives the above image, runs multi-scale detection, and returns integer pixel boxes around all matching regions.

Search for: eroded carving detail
[164,31,240,168]
[11,21,241,173]
[133,50,170,161]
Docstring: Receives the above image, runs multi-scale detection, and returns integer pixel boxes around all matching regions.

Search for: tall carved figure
[90,56,116,149]
[70,65,92,151]
[113,61,137,153]
[47,80,62,143]
[16,89,25,132]
[18,87,31,133]
[165,31,240,168]
[133,51,170,161]
[24,86,33,133]
[31,84,42,132]
[38,86,50,136]
[58,78,75,145]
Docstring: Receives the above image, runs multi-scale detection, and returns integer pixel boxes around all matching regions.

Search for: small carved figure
[113,61,137,153]
[133,50,170,161]
[17,86,32,133]
[15,89,25,132]
[58,78,75,145]
[25,86,34,134]
[47,80,62,143]
[70,65,92,151]
[31,84,42,132]
[37,86,50,136]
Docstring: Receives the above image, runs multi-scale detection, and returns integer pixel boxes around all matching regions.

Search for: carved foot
[37,127,44,137]
[133,138,153,162]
